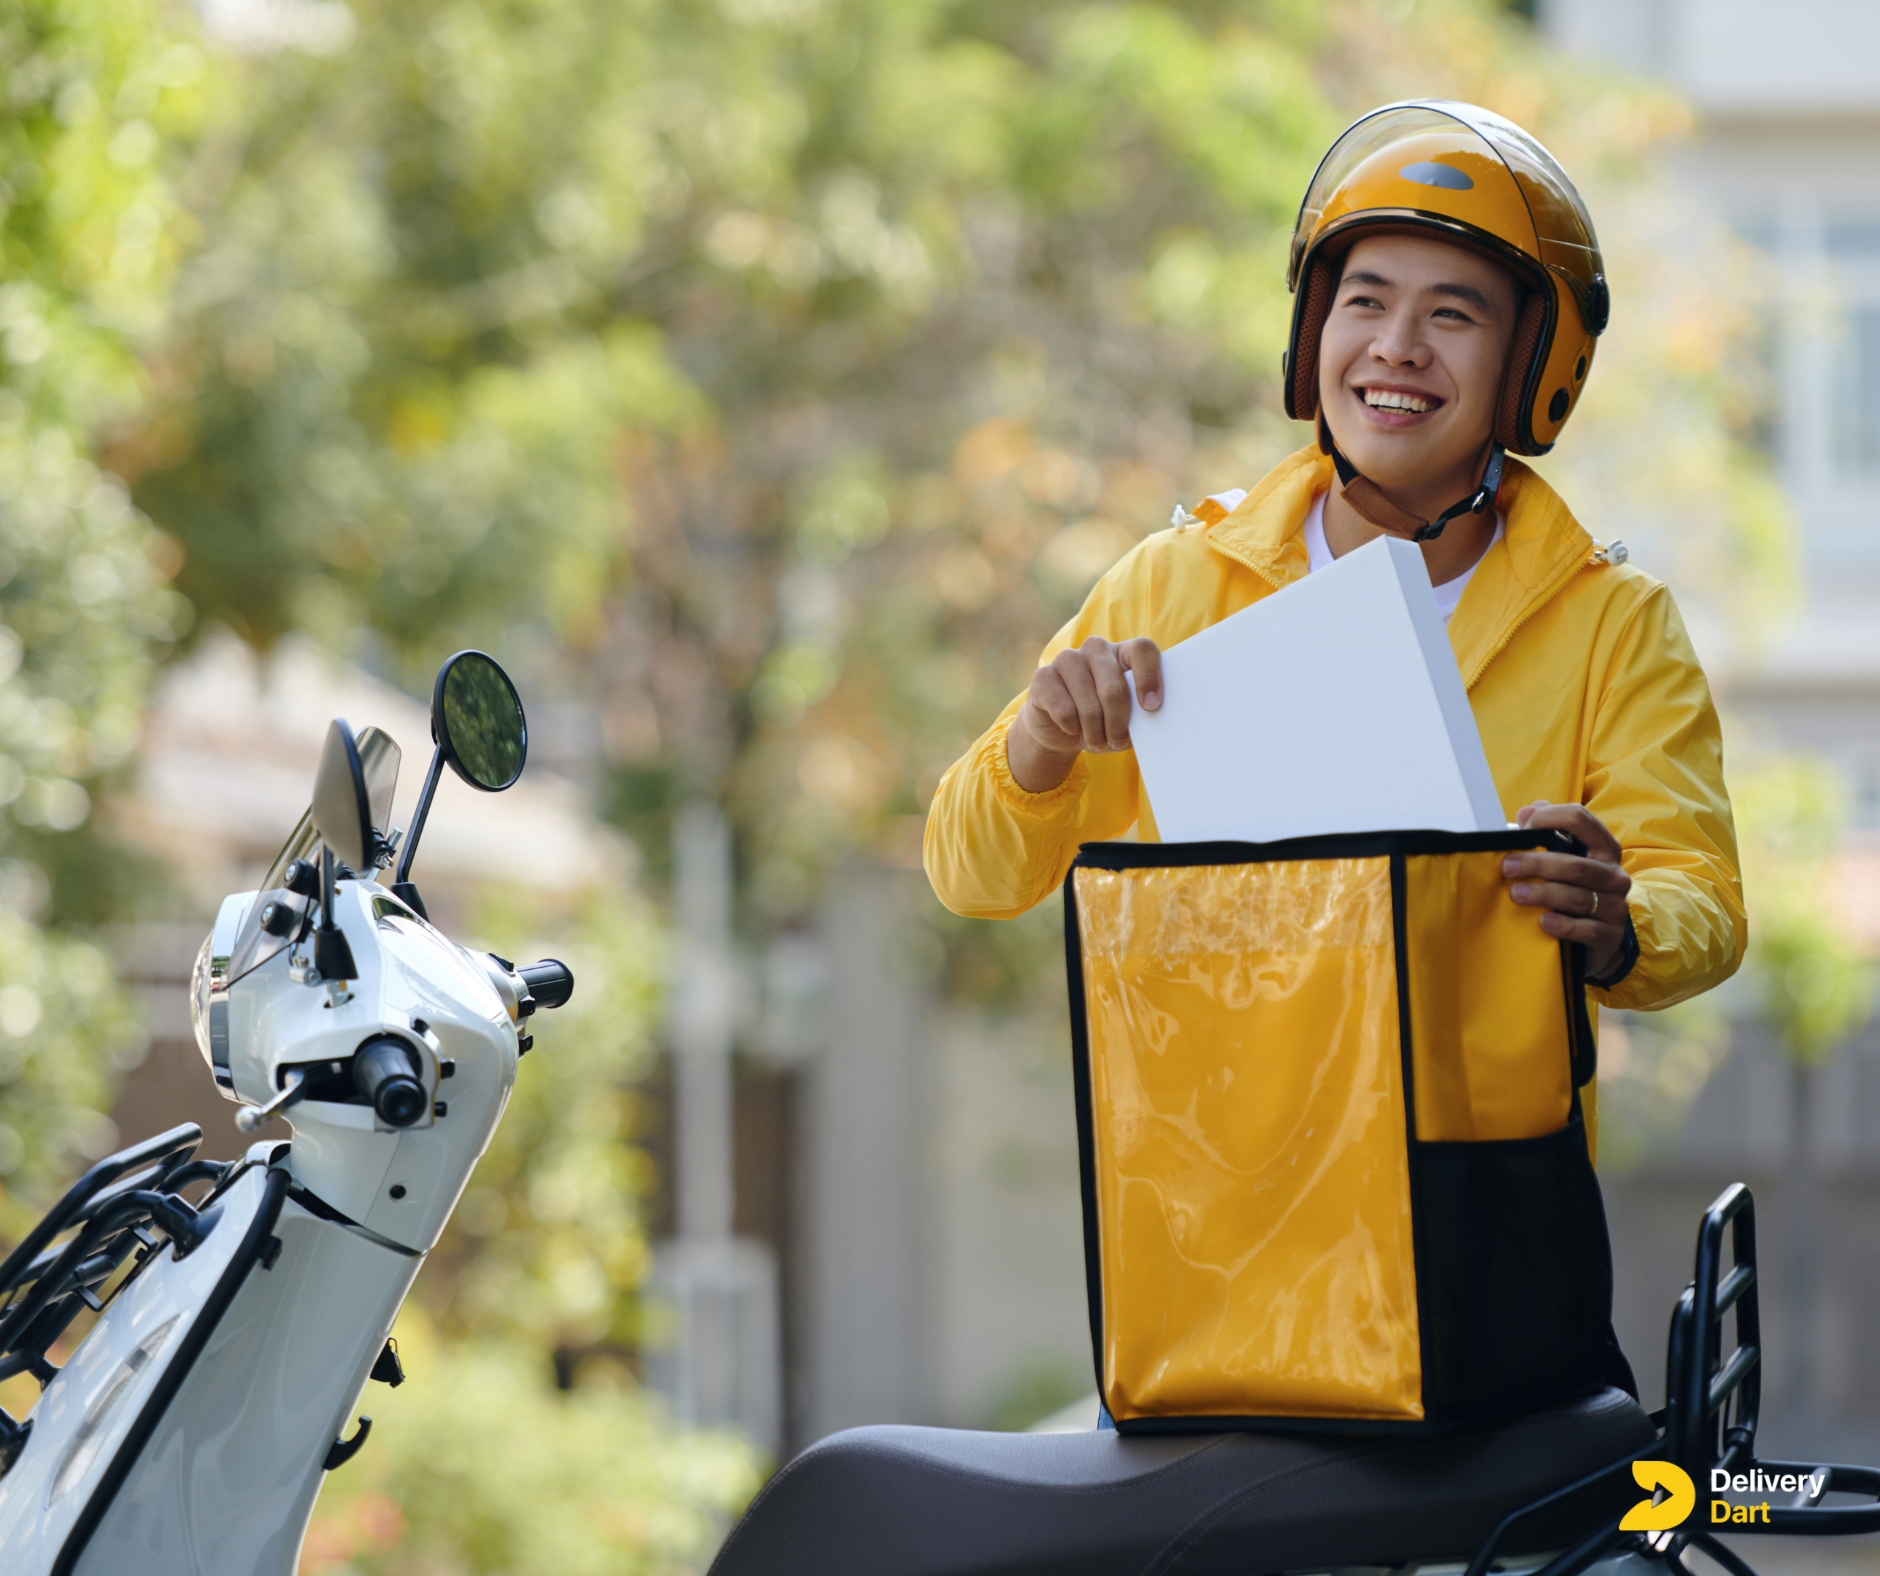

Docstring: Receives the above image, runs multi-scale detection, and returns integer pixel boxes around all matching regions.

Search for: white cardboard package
[1126,535,1504,843]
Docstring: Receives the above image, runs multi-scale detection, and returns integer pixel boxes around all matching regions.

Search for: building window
[1832,307,1880,471]
[1854,761,1880,833]
[1827,222,1880,476]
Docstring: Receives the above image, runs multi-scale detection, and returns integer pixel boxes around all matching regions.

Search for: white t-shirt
[1302,493,1503,624]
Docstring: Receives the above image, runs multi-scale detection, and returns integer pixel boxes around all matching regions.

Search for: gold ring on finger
[1589,891,1600,918]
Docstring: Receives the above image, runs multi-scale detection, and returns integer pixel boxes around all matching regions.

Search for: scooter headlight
[190,931,216,1068]
[192,891,253,1095]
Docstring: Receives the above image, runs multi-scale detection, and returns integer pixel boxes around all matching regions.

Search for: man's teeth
[1364,389,1435,413]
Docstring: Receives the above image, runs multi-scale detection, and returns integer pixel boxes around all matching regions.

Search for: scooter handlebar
[518,958,574,1011]
[353,1036,428,1127]
[515,962,571,1015]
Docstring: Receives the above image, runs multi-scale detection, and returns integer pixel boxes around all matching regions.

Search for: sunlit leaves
[1735,759,1873,1068]
[0,899,146,1216]
[427,890,666,1352]
[0,0,197,1200]
[300,1317,760,1576]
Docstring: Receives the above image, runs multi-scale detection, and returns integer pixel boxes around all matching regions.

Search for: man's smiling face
[1316,232,1520,515]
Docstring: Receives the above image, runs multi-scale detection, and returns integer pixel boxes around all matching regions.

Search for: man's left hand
[1503,801,1632,980]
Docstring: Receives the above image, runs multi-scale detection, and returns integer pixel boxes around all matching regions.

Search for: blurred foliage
[422,890,666,1355]
[1735,759,1873,1067]
[0,900,147,1203]
[981,1353,1089,1433]
[1590,999,1729,1173]
[299,1311,759,1576]
[0,0,199,1204]
[1600,759,1877,1169]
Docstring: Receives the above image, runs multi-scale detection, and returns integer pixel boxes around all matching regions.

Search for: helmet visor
[1289,106,1474,288]
[1290,101,1605,333]
[1445,103,1605,332]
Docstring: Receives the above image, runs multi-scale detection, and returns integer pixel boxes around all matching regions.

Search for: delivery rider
[923,100,1746,1120]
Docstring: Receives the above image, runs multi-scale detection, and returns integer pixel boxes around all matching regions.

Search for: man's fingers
[1509,878,1628,921]
[1120,638,1164,712]
[1088,646,1135,750]
[1030,638,1163,756]
[1027,670,1082,746]
[1058,654,1111,752]
[1501,850,1632,894]
[1536,911,1616,947]
[1518,801,1623,862]
[1534,910,1626,977]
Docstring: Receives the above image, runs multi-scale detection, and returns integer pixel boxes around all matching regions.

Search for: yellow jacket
[925,445,1746,1016]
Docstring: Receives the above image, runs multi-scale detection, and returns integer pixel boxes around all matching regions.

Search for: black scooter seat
[708,1387,1654,1576]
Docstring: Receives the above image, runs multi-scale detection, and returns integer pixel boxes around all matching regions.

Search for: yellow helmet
[1283,100,1607,459]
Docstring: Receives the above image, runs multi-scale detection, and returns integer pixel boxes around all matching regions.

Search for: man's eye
[1344,295,1383,309]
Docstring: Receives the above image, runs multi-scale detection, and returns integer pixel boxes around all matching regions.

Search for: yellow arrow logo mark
[1620,1462,1696,1531]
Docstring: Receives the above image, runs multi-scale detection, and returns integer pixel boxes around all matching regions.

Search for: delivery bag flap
[1064,829,1617,1435]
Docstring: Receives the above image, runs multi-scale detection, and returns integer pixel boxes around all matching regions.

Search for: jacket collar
[1204,444,1595,689]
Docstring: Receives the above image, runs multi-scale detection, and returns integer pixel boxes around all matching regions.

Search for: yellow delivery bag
[1065,829,1617,1434]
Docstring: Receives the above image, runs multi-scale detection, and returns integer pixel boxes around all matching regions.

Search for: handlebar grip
[518,959,574,1011]
[353,1036,427,1127]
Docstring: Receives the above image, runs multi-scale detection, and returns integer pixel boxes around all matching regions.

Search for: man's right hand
[1007,636,1163,793]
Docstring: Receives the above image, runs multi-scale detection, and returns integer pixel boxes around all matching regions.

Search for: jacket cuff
[1586,912,1640,990]
[987,721,1089,814]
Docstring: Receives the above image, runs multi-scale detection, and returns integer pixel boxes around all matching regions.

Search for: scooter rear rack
[1468,1183,1880,1576]
[0,1123,228,1472]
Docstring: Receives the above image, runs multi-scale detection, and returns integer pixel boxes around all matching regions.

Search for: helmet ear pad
[1285,252,1338,423]
[1285,223,1555,457]
[1495,288,1549,452]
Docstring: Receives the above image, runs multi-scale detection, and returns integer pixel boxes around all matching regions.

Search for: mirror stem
[314,847,358,985]
[395,749,444,888]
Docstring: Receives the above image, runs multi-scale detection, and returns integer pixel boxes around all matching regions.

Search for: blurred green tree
[1734,758,1873,1410]
[0,10,759,1562]
[298,1315,759,1576]
[0,0,200,1210]
[1736,761,1872,1069]
[430,890,666,1358]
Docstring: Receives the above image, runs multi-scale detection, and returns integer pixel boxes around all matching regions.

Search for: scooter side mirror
[311,720,375,875]
[435,651,527,792]
[392,652,529,909]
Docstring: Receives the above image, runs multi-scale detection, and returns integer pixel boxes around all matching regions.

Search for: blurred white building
[1543,0,1880,821]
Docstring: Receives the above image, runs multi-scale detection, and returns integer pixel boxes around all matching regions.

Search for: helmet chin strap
[1318,416,1505,543]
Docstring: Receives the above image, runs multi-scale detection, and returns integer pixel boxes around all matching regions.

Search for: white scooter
[0,649,572,1575]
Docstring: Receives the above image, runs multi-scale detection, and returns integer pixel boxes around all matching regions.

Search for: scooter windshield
[225,726,402,984]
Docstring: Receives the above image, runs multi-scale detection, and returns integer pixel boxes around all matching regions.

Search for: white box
[1127,536,1504,843]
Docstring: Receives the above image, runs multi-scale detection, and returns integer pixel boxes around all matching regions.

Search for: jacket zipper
[1204,535,1286,593]
[1464,550,1598,692]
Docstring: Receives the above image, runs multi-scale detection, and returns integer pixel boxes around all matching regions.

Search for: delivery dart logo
[1620,1462,1697,1531]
